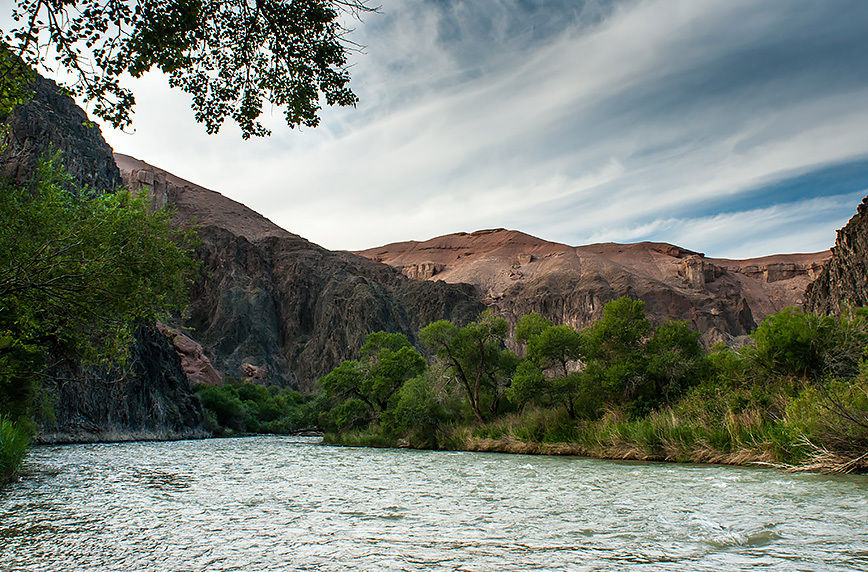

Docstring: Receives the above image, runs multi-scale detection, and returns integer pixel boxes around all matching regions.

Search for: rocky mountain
[804,196,868,314]
[357,229,830,345]
[0,73,121,193]
[115,154,484,390]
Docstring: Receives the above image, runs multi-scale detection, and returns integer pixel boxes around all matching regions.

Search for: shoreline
[325,434,868,475]
[28,429,867,475]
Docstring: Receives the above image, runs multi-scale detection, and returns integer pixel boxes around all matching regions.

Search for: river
[1,436,866,571]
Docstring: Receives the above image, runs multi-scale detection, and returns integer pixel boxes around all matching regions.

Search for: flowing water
[1,436,866,571]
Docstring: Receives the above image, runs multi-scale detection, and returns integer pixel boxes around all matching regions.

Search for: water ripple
[1,436,866,571]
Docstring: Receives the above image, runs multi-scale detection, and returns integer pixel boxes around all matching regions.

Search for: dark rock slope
[116,154,484,390]
[37,327,206,444]
[0,74,121,192]
[805,195,868,313]
[1,73,204,442]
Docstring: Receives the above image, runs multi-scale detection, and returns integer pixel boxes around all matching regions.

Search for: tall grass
[0,416,31,487]
[454,378,867,473]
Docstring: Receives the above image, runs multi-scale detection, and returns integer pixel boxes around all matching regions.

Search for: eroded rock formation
[356,230,830,345]
[0,74,121,192]
[116,154,484,390]
[805,195,868,313]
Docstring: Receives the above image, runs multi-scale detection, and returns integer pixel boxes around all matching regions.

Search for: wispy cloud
[22,0,868,256]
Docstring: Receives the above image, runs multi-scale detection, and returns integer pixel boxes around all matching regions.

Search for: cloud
[9,0,868,257]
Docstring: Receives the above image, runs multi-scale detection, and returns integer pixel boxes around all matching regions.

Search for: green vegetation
[0,415,30,486]
[195,379,318,436]
[316,298,868,473]
[0,157,196,487]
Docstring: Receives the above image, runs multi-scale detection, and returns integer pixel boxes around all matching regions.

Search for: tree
[6,0,375,137]
[581,296,650,403]
[643,320,706,411]
[0,155,195,416]
[318,331,425,430]
[512,318,585,417]
[420,311,517,422]
[0,155,196,486]
[514,312,552,346]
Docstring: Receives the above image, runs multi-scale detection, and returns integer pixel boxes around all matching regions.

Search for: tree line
[299,298,868,470]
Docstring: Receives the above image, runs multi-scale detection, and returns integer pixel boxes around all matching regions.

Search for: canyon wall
[116,154,484,390]
[804,196,868,314]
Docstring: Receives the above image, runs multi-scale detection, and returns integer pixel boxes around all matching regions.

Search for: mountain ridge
[356,228,830,345]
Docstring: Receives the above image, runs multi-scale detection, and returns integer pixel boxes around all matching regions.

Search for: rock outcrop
[805,195,868,313]
[356,230,830,346]
[116,154,484,390]
[37,326,206,444]
[0,74,121,193]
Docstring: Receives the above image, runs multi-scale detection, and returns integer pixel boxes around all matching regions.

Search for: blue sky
[18,0,868,257]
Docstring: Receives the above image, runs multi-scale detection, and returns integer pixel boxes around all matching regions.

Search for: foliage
[195,379,316,435]
[383,374,447,449]
[318,331,426,431]
[0,46,34,117]
[316,299,868,472]
[753,308,826,378]
[6,0,375,137]
[514,312,552,345]
[0,156,195,423]
[420,310,517,422]
[581,296,651,407]
[0,415,31,487]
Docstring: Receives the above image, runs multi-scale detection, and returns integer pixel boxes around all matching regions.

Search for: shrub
[0,416,31,487]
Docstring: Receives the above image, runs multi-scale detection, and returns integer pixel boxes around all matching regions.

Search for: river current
[1,436,866,571]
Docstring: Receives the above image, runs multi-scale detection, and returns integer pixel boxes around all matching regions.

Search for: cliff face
[116,154,484,390]
[0,73,204,442]
[357,230,830,345]
[805,196,868,313]
[0,74,121,192]
[37,326,206,444]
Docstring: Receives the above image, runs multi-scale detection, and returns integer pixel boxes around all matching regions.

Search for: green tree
[0,156,195,486]
[581,296,650,402]
[420,311,517,422]
[507,359,547,411]
[6,0,375,137]
[642,320,706,412]
[753,308,824,379]
[0,156,195,413]
[318,331,426,431]
[514,320,584,417]
[515,312,552,346]
[385,374,446,449]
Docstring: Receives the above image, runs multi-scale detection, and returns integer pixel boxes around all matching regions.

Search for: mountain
[115,154,484,390]
[356,229,830,345]
[805,195,868,313]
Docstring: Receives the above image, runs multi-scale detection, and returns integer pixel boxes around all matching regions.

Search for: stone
[805,195,868,313]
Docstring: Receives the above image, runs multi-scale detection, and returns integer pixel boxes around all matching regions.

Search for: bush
[195,380,315,435]
[384,376,445,448]
[753,308,825,378]
[0,416,31,487]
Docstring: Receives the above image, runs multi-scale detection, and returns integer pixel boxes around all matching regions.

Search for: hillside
[357,229,830,345]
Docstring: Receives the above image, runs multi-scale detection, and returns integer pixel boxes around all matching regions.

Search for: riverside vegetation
[245,297,867,473]
[0,157,195,487]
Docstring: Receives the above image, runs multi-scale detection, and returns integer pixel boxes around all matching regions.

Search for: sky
[10,0,868,258]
